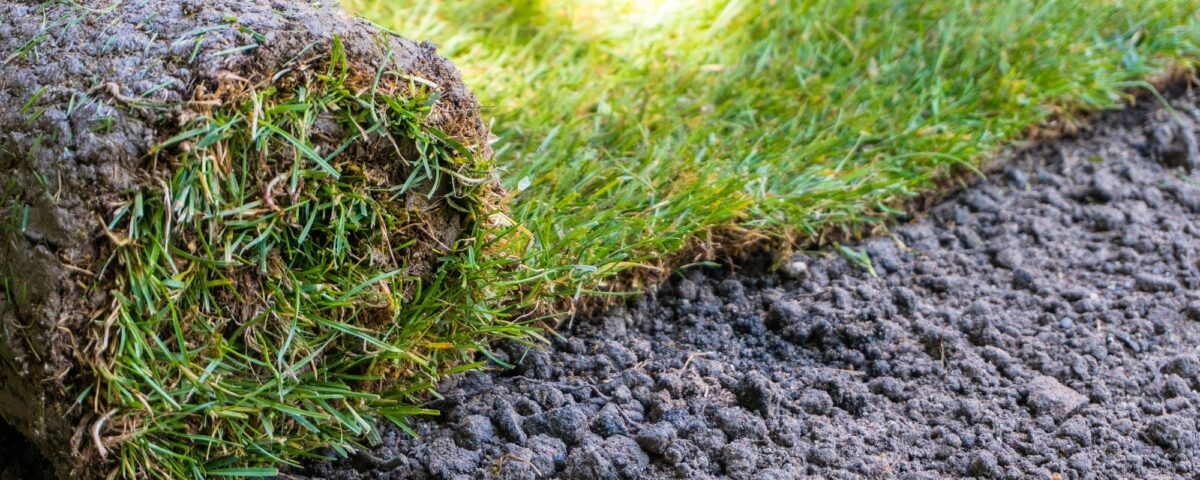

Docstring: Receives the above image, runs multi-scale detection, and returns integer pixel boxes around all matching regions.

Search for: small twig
[510,375,611,400]
[60,261,96,276]
[158,178,172,255]
[495,453,540,476]
[682,351,714,370]
[95,300,120,358]
[92,409,118,458]
[98,215,131,247]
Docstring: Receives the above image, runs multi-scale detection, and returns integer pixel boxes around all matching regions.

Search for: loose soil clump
[299,85,1200,479]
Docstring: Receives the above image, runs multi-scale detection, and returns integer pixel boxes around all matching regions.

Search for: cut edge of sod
[337,0,1200,322]
[519,66,1200,322]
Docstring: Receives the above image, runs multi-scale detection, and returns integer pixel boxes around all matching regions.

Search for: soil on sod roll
[297,85,1200,480]
[1,1,492,478]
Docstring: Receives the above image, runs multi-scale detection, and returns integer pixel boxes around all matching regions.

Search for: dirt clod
[1024,375,1088,421]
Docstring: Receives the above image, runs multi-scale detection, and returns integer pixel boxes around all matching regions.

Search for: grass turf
[4,0,1200,477]
[343,0,1200,302]
[70,32,537,478]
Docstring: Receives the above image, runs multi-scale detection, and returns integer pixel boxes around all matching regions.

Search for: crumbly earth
[292,85,1200,480]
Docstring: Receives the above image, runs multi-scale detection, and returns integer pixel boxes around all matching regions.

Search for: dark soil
[294,85,1200,480]
[0,419,53,480]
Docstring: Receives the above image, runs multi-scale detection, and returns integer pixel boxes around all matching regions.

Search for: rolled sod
[0,0,499,477]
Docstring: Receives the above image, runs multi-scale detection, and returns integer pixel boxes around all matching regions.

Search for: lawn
[343,0,1200,306]
[6,0,1200,477]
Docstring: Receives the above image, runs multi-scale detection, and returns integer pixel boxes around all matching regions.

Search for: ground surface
[4,87,1200,480]
[295,87,1200,480]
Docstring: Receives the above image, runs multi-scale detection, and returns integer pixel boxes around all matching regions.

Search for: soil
[0,419,54,480]
[293,84,1200,480]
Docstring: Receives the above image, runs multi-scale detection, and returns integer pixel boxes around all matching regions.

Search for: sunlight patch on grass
[345,0,1199,300]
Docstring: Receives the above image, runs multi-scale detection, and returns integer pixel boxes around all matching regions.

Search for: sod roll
[0,0,497,477]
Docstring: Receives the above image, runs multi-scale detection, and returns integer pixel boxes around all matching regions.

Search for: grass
[4,0,1200,478]
[85,34,539,478]
[343,0,1200,304]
